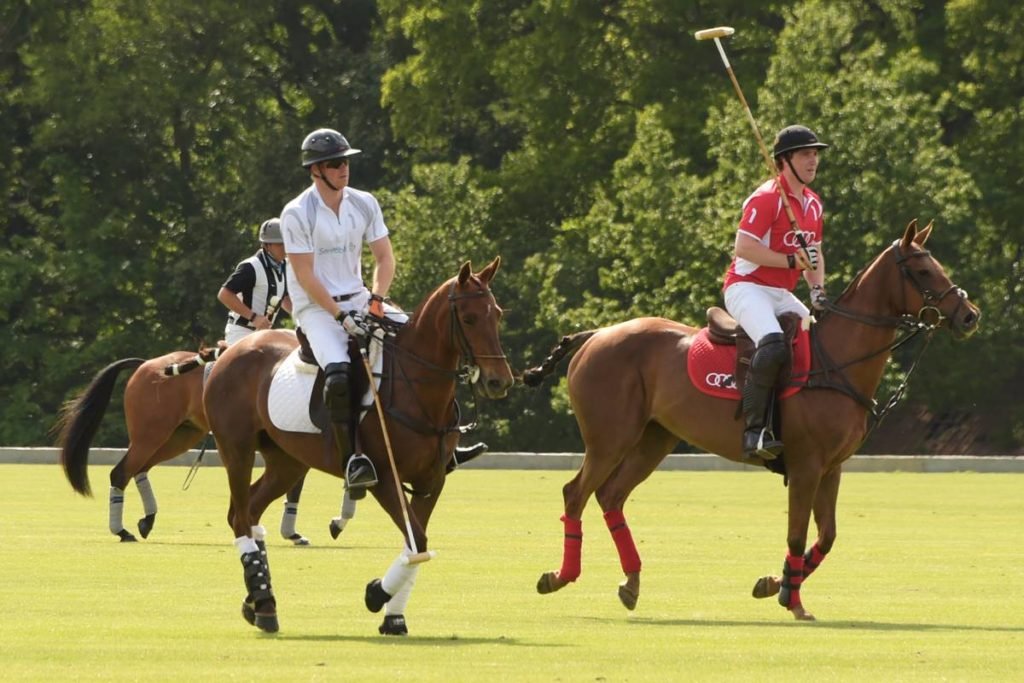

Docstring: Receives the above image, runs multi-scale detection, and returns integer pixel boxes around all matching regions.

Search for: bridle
[799,242,972,432]
[372,278,507,487]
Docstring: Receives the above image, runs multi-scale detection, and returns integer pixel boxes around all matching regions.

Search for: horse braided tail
[54,358,145,496]
[162,345,225,376]
[522,331,597,387]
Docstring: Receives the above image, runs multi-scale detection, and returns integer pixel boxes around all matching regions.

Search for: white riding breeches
[224,324,254,347]
[294,290,409,368]
[724,282,809,345]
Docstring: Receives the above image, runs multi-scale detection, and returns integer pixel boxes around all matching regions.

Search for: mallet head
[694,26,735,41]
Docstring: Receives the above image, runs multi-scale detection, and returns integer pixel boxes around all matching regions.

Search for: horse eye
[916,269,932,278]
[463,314,478,325]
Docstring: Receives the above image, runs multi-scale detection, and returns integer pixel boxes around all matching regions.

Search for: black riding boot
[324,363,378,498]
[742,333,787,460]
[446,442,489,474]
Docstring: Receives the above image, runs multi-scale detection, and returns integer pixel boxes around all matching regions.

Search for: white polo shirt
[280,184,389,313]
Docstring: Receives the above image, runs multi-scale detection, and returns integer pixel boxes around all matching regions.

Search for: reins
[796,242,969,435]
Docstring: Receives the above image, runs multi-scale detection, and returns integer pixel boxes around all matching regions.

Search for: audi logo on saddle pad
[704,372,736,389]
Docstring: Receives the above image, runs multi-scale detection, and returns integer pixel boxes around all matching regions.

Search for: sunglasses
[322,158,349,169]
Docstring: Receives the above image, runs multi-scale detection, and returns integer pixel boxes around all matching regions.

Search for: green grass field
[1,464,1021,681]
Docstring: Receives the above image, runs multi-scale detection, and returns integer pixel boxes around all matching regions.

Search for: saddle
[704,307,803,396]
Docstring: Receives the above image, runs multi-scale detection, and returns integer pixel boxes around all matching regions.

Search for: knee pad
[324,362,352,418]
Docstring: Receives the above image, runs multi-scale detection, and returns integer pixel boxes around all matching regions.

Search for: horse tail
[522,331,598,387]
[162,344,225,376]
[54,358,145,496]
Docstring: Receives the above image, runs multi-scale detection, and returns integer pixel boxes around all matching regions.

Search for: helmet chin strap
[784,154,809,186]
[313,162,340,192]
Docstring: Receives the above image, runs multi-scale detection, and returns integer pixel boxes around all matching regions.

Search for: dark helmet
[772,125,829,158]
[300,128,362,168]
[258,218,283,244]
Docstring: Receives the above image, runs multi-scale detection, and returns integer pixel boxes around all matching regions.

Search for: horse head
[448,257,515,399]
[407,257,514,399]
[889,219,981,339]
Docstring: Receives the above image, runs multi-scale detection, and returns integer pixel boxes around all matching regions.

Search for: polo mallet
[694,26,815,265]
[358,344,435,565]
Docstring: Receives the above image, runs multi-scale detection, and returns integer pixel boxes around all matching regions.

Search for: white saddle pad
[267,346,383,434]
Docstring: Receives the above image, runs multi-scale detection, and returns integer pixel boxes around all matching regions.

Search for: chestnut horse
[204,258,513,634]
[55,349,314,544]
[523,221,980,620]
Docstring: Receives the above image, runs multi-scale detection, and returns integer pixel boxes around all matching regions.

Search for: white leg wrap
[381,550,418,596]
[108,486,125,534]
[134,472,157,516]
[385,565,419,616]
[251,525,267,542]
[280,503,298,537]
[331,490,358,532]
[234,535,259,555]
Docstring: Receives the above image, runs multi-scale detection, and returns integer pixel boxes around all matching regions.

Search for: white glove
[337,311,367,337]
[810,285,828,311]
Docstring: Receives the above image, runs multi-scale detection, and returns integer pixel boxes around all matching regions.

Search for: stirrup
[743,428,783,461]
[346,453,378,490]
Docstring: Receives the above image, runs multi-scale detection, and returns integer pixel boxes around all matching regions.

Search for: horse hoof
[618,573,640,611]
[329,520,343,540]
[287,533,310,546]
[137,514,155,539]
[536,571,567,595]
[116,529,137,543]
[752,575,781,599]
[255,613,280,633]
[791,606,816,621]
[379,614,408,636]
[365,579,391,613]
[242,601,256,626]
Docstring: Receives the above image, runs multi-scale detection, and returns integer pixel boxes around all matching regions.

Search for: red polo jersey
[722,175,824,292]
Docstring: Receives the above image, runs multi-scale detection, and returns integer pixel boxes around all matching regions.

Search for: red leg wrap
[603,509,642,574]
[802,543,827,579]
[778,552,805,610]
[558,515,583,582]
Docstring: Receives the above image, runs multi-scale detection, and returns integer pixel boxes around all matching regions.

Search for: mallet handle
[359,349,429,561]
[700,30,815,263]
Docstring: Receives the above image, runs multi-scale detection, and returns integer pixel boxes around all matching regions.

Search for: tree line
[2,0,1020,453]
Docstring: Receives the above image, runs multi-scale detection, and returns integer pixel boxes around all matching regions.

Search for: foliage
[1,0,1019,453]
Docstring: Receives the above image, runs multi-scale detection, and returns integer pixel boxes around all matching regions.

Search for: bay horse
[55,348,313,544]
[522,221,980,621]
[204,258,513,634]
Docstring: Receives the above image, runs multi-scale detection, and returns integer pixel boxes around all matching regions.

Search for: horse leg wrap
[134,472,157,516]
[280,502,299,538]
[241,550,275,610]
[558,515,583,582]
[603,510,641,574]
[802,543,828,579]
[108,486,126,536]
[777,552,805,610]
[385,565,419,617]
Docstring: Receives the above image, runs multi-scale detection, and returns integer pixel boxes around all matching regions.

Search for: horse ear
[458,261,473,285]
[477,256,501,284]
[915,220,933,246]
[901,219,919,250]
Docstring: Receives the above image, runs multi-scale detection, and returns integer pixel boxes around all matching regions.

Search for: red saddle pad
[687,326,811,400]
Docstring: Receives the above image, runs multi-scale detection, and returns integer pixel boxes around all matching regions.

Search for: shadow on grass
[596,616,1024,633]
[273,633,563,647]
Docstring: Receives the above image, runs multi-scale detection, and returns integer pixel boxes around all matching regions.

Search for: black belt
[332,291,361,302]
[231,318,255,329]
